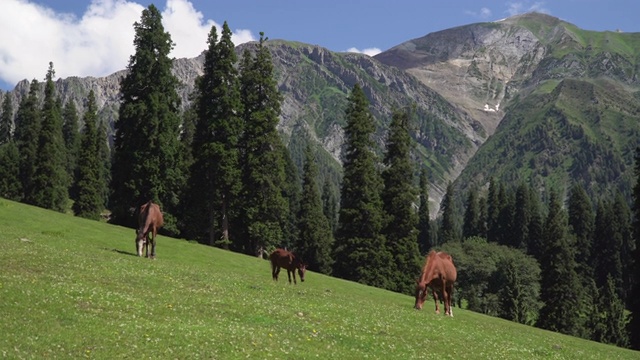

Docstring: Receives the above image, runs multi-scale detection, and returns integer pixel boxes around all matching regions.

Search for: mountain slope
[2,12,640,212]
[375,12,640,202]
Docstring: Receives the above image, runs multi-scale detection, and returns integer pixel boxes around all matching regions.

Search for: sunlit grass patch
[0,198,638,359]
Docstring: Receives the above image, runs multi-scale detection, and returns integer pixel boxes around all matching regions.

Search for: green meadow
[1,198,637,359]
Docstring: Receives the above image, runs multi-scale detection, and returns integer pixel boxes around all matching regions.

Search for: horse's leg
[274,266,281,281]
[292,269,297,285]
[432,289,440,314]
[287,269,293,284]
[150,227,157,259]
[448,285,455,317]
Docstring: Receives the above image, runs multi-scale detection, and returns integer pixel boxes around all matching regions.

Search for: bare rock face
[375,17,547,138]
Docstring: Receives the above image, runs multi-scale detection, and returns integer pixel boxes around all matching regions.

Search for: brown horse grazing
[270,248,306,284]
[414,250,457,316]
[136,200,164,259]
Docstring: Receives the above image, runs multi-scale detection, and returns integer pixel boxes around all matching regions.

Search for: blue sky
[1,0,638,91]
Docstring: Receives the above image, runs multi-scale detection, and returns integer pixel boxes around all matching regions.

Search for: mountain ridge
[2,12,639,212]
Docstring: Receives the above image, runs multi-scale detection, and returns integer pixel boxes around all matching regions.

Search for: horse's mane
[419,250,437,284]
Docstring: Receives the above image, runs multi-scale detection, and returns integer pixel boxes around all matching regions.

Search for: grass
[1,198,638,359]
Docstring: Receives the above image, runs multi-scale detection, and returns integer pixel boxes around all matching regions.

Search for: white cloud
[506,1,549,16]
[0,0,255,88]
[345,47,382,57]
[465,7,492,19]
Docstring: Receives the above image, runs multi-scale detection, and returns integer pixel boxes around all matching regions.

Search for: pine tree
[14,79,41,203]
[592,199,624,297]
[333,83,391,288]
[527,187,544,260]
[0,92,13,144]
[381,109,421,294]
[185,22,243,246]
[110,4,184,233]
[486,178,501,243]
[439,182,460,243]
[463,186,481,240]
[0,141,21,200]
[613,191,634,306]
[238,33,289,254]
[536,191,585,337]
[282,145,302,249]
[511,182,531,250]
[297,145,334,274]
[72,90,105,219]
[495,252,542,325]
[96,119,111,210]
[321,176,338,235]
[594,274,629,347]
[494,184,514,246]
[0,92,20,199]
[628,146,640,350]
[62,100,80,193]
[567,183,594,278]
[417,168,431,254]
[31,63,69,212]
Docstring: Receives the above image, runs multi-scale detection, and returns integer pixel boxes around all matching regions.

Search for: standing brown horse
[136,200,164,259]
[414,250,457,316]
[270,248,306,284]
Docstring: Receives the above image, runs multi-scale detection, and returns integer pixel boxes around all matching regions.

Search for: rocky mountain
[3,12,639,213]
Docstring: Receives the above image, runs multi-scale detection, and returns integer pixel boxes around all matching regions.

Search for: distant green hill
[1,198,637,359]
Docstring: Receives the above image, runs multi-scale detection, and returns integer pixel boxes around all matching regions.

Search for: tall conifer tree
[592,274,629,347]
[0,92,12,144]
[536,191,585,337]
[567,183,594,278]
[96,119,111,209]
[110,5,184,233]
[439,182,460,243]
[62,100,80,192]
[14,79,40,203]
[0,140,21,200]
[297,145,334,274]
[186,22,243,246]
[31,63,69,212]
[381,109,420,293]
[321,176,338,235]
[333,84,391,288]
[512,182,531,250]
[72,90,105,219]
[592,199,624,298]
[238,33,289,254]
[0,92,20,199]
[463,187,481,240]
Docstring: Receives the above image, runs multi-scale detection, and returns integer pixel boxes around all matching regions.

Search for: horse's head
[134,228,146,256]
[297,263,307,282]
[135,228,146,242]
[414,280,428,310]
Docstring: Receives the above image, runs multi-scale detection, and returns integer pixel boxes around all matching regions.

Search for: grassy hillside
[1,198,637,359]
